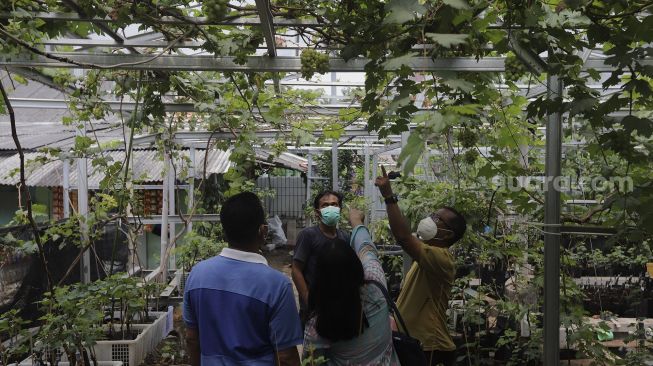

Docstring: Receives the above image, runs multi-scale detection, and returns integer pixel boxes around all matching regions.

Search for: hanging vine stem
[227,73,269,125]
[496,96,530,168]
[109,70,144,277]
[0,76,54,294]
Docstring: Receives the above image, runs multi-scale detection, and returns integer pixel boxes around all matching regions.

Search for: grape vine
[300,49,330,80]
[202,0,229,22]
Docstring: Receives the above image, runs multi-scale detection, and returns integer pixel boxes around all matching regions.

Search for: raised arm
[375,166,423,262]
[348,208,386,285]
[349,208,372,253]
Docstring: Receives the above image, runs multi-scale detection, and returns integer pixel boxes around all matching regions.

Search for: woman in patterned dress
[303,208,400,365]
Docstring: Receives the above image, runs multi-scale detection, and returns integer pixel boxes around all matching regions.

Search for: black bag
[366,280,428,366]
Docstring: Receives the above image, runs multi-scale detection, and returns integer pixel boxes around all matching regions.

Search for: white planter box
[90,309,171,366]
[28,309,172,366]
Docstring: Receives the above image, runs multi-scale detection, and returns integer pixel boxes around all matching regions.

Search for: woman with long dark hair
[303,208,399,365]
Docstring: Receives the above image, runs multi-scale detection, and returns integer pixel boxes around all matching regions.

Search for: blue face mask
[320,206,341,227]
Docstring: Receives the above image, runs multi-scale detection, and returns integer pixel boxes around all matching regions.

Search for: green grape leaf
[382,52,419,70]
[398,131,425,174]
[383,0,426,24]
[425,33,468,48]
[323,123,344,139]
[446,104,480,116]
[340,44,362,61]
[621,116,653,137]
[442,78,474,92]
[569,97,597,116]
[443,0,471,10]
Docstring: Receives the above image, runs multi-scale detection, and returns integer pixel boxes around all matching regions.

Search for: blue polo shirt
[183,248,303,365]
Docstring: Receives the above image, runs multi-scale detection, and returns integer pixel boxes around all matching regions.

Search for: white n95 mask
[416,216,438,241]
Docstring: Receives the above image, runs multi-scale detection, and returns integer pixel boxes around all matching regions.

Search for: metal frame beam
[0,12,325,27]
[36,37,344,51]
[130,129,403,146]
[39,38,205,49]
[127,214,220,224]
[8,97,194,112]
[10,98,637,120]
[1,53,646,72]
[254,0,280,92]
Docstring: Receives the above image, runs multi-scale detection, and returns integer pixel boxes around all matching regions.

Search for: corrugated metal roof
[0,148,306,188]
[0,121,125,150]
[0,71,124,151]
[0,149,234,187]
[0,71,70,129]
[256,150,308,172]
[0,152,61,187]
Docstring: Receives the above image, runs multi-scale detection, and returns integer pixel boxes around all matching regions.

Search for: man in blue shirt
[183,192,303,366]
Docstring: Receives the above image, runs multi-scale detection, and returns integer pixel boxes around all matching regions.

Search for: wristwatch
[384,194,399,205]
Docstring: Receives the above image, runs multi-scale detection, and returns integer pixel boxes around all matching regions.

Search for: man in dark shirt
[291,190,350,324]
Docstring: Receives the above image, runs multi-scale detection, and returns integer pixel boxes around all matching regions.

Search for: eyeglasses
[431,214,455,234]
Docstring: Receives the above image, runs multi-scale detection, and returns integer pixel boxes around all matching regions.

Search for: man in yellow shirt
[376,167,467,366]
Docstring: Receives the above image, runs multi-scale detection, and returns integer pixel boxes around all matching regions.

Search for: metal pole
[400,131,413,275]
[125,152,136,275]
[447,132,454,178]
[63,159,70,218]
[544,73,563,366]
[331,139,338,191]
[371,154,378,222]
[364,145,370,226]
[77,125,90,284]
[168,157,176,271]
[160,152,169,275]
[306,152,312,226]
[188,148,195,233]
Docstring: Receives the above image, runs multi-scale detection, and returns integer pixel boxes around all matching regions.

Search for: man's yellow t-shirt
[396,243,455,352]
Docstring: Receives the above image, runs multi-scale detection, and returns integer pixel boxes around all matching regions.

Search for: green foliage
[370,219,392,244]
[1,1,653,363]
[312,149,360,193]
[339,194,370,231]
[36,284,105,364]
[175,230,227,271]
[457,128,478,149]
[301,344,328,366]
[32,273,157,363]
[0,309,29,366]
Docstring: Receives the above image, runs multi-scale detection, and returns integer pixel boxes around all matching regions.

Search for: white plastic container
[32,310,170,366]
[89,310,170,366]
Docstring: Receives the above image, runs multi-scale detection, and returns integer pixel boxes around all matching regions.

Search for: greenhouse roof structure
[1,1,652,365]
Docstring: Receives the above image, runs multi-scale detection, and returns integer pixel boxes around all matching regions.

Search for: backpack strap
[364,279,412,338]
